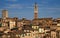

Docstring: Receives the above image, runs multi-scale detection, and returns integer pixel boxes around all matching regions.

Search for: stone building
[2,10,8,19]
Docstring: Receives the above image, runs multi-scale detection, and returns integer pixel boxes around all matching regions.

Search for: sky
[0,0,60,19]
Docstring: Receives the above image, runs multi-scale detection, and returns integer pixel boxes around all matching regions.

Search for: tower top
[34,2,37,6]
[35,2,37,4]
[2,9,8,11]
[34,2,38,9]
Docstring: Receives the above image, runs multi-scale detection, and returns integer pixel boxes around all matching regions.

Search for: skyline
[0,0,60,19]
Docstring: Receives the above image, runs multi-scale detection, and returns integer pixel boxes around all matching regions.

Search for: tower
[34,2,38,19]
[2,10,8,19]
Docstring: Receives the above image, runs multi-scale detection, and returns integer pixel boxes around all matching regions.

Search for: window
[39,28,44,33]
[28,33,30,36]
[24,30,26,32]
[36,26,39,29]
[37,26,39,29]
[27,33,30,36]
[27,30,29,32]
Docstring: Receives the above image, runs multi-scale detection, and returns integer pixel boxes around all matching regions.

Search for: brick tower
[34,2,38,19]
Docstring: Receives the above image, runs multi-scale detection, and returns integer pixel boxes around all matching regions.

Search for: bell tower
[2,10,8,19]
[34,2,38,19]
